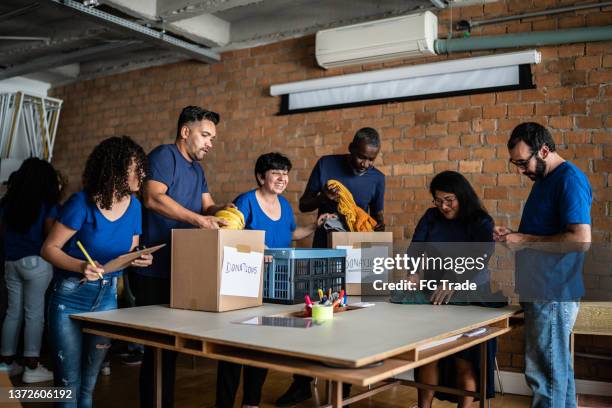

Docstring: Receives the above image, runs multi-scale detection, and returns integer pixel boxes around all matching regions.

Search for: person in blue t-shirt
[278,127,386,406]
[136,106,232,408]
[0,158,60,383]
[41,136,152,408]
[494,123,592,408]
[298,127,385,249]
[216,152,332,408]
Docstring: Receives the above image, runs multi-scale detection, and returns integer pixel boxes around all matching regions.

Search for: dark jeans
[132,273,177,408]
[216,361,268,407]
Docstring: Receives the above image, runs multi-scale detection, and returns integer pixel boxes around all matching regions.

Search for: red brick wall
[50,0,611,379]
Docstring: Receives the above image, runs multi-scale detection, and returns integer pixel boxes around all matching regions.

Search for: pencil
[76,240,104,280]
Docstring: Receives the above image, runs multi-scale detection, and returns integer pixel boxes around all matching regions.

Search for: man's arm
[299,190,326,213]
[201,192,235,215]
[299,185,339,213]
[373,210,385,231]
[144,180,223,229]
[504,224,591,252]
[371,175,385,231]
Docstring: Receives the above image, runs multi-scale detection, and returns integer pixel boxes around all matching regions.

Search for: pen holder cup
[311,305,334,322]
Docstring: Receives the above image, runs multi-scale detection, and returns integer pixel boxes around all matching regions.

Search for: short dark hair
[430,171,491,224]
[508,122,556,153]
[351,127,380,148]
[83,136,148,210]
[254,152,292,187]
[176,106,220,139]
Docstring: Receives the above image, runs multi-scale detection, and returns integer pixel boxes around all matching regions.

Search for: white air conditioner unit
[315,11,438,69]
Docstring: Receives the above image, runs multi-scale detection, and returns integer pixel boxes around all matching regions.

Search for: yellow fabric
[327,179,377,232]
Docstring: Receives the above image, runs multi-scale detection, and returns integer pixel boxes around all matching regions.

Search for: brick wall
[50,0,611,380]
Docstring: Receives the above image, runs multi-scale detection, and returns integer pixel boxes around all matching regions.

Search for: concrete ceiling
[0,0,457,86]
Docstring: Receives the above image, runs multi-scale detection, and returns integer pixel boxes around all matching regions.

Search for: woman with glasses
[402,170,498,408]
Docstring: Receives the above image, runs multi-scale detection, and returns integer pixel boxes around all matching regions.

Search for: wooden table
[72,302,519,408]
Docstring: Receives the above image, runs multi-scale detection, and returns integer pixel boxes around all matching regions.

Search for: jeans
[1,256,53,357]
[48,275,117,408]
[132,273,177,408]
[216,361,268,407]
[522,301,579,408]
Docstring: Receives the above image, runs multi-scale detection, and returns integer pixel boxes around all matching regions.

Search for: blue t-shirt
[409,208,494,284]
[516,161,592,301]
[305,154,385,247]
[57,191,142,278]
[2,204,59,261]
[234,189,296,248]
[140,144,209,278]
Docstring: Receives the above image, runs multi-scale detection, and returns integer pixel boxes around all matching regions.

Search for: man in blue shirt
[494,122,592,408]
[276,127,386,407]
[300,127,385,248]
[135,106,230,408]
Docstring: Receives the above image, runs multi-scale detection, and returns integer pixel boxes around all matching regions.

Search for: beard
[525,157,546,180]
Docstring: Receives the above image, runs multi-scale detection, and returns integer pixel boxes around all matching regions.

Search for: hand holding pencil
[76,241,105,281]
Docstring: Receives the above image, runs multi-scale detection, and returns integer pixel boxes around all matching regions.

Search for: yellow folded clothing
[327,179,377,232]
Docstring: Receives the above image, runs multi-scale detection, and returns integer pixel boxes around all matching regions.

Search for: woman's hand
[132,253,153,267]
[493,226,513,242]
[81,261,105,281]
[316,213,337,227]
[430,287,454,305]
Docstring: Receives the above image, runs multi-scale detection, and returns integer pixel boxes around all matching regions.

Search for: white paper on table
[219,246,264,298]
[337,245,390,284]
[418,334,462,351]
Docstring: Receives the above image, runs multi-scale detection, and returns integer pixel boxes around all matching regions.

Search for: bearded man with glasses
[494,122,592,408]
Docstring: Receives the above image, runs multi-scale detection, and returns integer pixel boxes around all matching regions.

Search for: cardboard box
[171,229,265,312]
[328,232,393,295]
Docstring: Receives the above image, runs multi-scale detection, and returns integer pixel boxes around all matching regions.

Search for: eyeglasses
[433,196,457,207]
[509,150,537,169]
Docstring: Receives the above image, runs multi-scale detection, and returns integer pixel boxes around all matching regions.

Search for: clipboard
[102,244,166,273]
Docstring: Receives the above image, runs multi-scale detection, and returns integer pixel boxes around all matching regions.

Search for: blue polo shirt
[2,204,59,261]
[234,189,296,248]
[516,161,592,301]
[56,191,141,278]
[305,154,385,247]
[139,144,209,278]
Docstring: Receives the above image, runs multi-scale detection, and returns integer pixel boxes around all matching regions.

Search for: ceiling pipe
[435,25,612,54]
[429,0,447,9]
[458,1,612,30]
[49,0,220,63]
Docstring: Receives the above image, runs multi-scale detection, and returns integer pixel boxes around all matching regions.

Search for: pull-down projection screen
[270,50,541,115]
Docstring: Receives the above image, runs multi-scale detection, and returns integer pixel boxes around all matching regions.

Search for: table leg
[325,379,332,404]
[480,342,487,408]
[331,381,343,408]
[154,347,162,408]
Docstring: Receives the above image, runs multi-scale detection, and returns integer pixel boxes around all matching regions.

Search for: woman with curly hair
[41,136,152,408]
[0,158,60,383]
